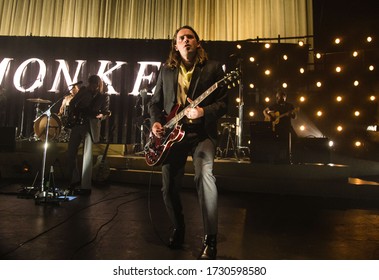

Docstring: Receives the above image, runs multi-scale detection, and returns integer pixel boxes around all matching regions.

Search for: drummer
[58,84,80,116]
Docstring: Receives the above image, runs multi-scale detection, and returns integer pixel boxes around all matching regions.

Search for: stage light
[236,97,241,103]
[316,81,322,87]
[337,125,343,132]
[367,36,372,42]
[316,110,323,117]
[299,96,306,102]
[265,97,270,103]
[283,54,288,60]
[249,111,255,117]
[328,140,334,147]
[22,161,31,174]
[354,141,362,147]
[249,83,255,89]
[298,40,304,47]
[316,53,322,59]
[335,66,342,73]
[299,125,305,131]
[336,96,343,102]
[236,44,242,49]
[352,51,358,57]
[249,57,255,62]
[264,43,270,49]
[354,111,360,117]
[369,65,374,71]
[264,69,271,75]
[370,95,376,101]
[299,67,305,74]
[282,82,287,88]
[353,80,359,86]
[334,38,341,44]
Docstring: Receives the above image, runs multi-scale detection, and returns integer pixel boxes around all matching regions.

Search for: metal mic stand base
[34,166,69,205]
[34,192,69,206]
[237,146,251,160]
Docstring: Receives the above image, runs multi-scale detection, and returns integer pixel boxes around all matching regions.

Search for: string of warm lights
[233,34,378,156]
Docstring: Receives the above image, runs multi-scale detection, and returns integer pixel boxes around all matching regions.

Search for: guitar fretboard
[165,82,219,129]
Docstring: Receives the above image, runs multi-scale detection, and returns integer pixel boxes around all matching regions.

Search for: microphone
[69,81,83,87]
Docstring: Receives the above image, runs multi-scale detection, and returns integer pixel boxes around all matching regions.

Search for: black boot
[198,234,217,260]
[168,226,185,249]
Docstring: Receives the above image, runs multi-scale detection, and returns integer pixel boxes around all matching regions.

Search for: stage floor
[2,142,379,200]
[2,141,379,260]
[1,180,379,260]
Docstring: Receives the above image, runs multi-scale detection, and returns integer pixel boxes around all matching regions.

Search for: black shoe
[168,227,185,249]
[198,234,217,260]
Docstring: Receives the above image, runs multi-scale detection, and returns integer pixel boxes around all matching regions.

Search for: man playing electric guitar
[148,26,228,260]
[263,90,297,164]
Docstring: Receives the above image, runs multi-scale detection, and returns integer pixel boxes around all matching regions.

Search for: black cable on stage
[0,190,144,259]
[70,194,146,259]
[146,165,191,253]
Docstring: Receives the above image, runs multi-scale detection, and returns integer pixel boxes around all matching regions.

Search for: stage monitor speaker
[250,121,273,139]
[0,127,16,152]
[249,121,276,163]
[292,137,330,164]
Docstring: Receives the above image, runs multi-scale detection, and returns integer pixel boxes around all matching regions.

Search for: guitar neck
[165,82,219,129]
[278,108,297,119]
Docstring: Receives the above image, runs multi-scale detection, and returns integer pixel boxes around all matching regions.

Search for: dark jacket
[69,86,110,143]
[149,60,228,144]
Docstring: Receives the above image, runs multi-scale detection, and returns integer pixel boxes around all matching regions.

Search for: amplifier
[292,137,330,164]
[249,121,275,163]
[0,127,16,152]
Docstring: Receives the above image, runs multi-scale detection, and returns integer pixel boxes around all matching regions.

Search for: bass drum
[33,113,62,141]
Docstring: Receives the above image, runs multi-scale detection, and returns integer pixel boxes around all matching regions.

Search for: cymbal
[27,98,52,104]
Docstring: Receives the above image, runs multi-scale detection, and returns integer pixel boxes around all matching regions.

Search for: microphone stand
[235,58,250,160]
[33,96,69,205]
[16,91,29,140]
[140,89,148,151]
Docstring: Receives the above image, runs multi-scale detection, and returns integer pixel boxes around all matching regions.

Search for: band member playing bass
[263,90,297,164]
[66,75,110,195]
[148,26,228,259]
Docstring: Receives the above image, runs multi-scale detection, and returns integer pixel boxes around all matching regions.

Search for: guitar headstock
[221,69,241,89]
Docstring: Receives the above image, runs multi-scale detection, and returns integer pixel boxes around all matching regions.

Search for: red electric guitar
[144,70,240,166]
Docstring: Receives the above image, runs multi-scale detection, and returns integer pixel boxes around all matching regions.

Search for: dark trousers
[161,131,218,235]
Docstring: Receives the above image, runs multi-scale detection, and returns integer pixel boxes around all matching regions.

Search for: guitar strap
[186,65,204,103]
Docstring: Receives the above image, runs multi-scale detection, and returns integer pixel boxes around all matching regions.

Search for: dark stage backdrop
[0,36,238,145]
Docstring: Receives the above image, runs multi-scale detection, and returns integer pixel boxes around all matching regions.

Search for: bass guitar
[92,126,114,183]
[144,70,240,166]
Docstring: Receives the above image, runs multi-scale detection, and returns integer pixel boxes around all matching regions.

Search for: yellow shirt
[177,63,196,106]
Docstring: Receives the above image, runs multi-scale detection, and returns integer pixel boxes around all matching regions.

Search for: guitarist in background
[66,75,110,195]
[148,26,228,259]
[263,90,297,164]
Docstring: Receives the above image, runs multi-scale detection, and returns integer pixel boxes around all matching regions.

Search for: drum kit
[25,98,71,142]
